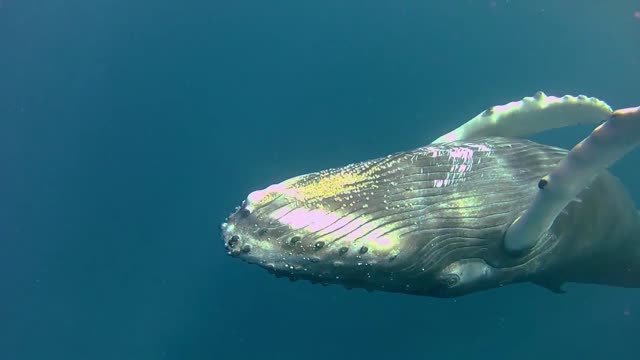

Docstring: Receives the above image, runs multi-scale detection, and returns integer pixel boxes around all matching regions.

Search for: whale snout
[221,207,252,256]
[220,176,406,289]
[220,203,278,266]
[220,193,328,283]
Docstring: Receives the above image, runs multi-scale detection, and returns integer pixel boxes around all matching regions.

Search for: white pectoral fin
[431,92,612,144]
[504,106,640,254]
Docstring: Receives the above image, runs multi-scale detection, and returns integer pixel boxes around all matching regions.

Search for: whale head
[220,167,409,292]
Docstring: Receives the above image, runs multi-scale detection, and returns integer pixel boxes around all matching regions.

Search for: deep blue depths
[2,1,640,359]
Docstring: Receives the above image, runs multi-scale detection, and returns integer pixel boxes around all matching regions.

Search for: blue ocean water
[2,0,640,359]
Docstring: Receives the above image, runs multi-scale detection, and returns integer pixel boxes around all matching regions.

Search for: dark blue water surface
[2,1,640,359]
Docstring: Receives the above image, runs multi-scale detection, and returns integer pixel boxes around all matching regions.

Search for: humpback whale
[221,92,640,297]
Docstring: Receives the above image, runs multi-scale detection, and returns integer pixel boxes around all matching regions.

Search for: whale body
[221,137,640,297]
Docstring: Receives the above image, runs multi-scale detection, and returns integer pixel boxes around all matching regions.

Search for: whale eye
[437,274,460,288]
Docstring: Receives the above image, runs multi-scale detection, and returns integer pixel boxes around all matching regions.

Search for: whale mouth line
[228,251,329,284]
[224,242,393,290]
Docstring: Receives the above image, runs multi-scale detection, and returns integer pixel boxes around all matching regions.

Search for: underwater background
[3,0,640,359]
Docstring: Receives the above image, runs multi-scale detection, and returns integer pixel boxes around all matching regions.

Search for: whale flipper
[431,92,612,144]
[504,106,640,253]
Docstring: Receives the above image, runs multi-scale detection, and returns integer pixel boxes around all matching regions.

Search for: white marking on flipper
[504,106,640,254]
[431,92,612,144]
